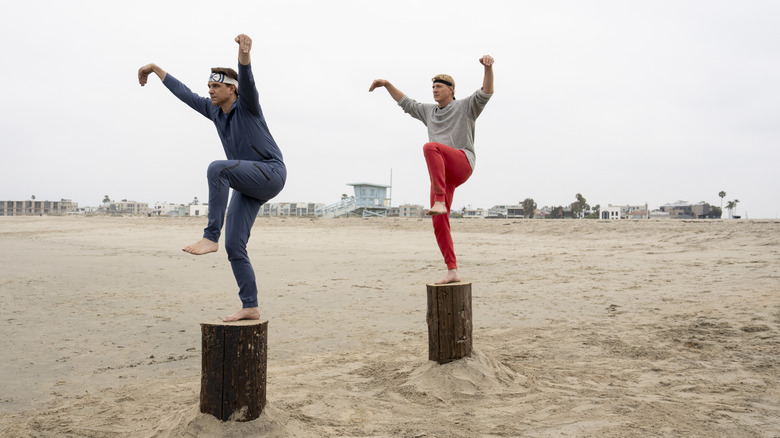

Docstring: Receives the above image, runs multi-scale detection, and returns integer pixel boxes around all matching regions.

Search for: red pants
[423,142,472,270]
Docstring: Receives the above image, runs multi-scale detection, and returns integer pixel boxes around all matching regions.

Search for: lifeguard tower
[316,182,392,218]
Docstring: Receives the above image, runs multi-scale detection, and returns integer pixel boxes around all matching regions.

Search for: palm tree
[718,191,726,212]
[726,200,735,219]
[733,199,740,218]
[102,195,110,205]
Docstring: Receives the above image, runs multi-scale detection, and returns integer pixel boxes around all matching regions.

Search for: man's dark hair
[211,67,239,96]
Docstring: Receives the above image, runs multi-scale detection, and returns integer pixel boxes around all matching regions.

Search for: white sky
[1,0,778,218]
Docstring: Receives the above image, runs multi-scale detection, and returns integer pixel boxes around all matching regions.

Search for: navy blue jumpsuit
[164,62,286,308]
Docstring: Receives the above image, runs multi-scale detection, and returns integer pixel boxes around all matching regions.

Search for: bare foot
[435,269,461,284]
[182,238,218,255]
[223,307,260,322]
[427,201,448,216]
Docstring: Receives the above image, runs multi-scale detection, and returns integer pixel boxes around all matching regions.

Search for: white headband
[209,72,238,87]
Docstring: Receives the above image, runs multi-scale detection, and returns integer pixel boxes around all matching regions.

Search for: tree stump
[200,319,267,422]
[426,282,473,364]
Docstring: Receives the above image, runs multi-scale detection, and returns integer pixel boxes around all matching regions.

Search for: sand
[0,216,778,437]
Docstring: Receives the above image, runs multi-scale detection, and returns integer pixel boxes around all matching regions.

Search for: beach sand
[0,216,778,437]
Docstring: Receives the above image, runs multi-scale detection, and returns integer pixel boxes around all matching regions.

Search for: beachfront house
[106,200,150,216]
[0,199,78,216]
[462,207,488,219]
[601,205,622,220]
[389,204,425,217]
[258,202,325,217]
[153,202,180,216]
[487,205,524,218]
[183,203,208,217]
[600,204,649,220]
[660,201,716,219]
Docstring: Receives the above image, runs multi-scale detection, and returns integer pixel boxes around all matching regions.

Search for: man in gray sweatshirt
[369,55,494,284]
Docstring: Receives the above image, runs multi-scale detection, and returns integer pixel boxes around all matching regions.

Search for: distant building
[660,201,715,219]
[488,205,524,218]
[259,202,325,217]
[348,183,391,215]
[389,204,425,217]
[600,204,648,220]
[259,203,281,216]
[462,207,488,219]
[0,199,78,216]
[316,182,392,218]
[182,203,208,217]
[649,209,671,219]
[67,205,98,215]
[107,200,150,216]
[601,205,622,220]
[153,202,181,216]
[692,202,719,218]
[627,209,649,220]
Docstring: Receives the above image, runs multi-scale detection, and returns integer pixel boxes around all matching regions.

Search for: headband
[209,72,238,87]
[433,78,453,87]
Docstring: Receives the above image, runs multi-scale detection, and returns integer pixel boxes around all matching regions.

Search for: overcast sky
[2,0,778,218]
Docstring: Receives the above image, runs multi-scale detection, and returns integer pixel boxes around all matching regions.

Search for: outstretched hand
[368,78,403,102]
[479,55,495,67]
[138,64,154,86]
[369,79,388,92]
[138,63,166,86]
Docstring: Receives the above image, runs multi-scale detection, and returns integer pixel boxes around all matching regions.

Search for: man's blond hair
[432,74,455,98]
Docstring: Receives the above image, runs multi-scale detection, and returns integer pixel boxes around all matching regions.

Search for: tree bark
[200,319,267,421]
[426,282,473,364]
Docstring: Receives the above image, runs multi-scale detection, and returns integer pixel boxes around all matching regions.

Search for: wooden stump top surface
[426,281,472,287]
[200,319,268,327]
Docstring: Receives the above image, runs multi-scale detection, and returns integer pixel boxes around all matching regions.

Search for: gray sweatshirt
[398,89,492,170]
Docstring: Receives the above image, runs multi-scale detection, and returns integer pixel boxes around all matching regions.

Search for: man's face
[208,82,235,106]
[432,82,453,105]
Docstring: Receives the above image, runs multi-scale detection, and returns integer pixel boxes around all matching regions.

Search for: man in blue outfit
[138,34,286,322]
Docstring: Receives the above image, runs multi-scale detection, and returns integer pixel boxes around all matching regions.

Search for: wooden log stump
[426,282,473,364]
[200,319,267,422]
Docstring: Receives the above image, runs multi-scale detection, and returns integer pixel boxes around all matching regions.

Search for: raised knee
[207,161,223,178]
[423,142,438,153]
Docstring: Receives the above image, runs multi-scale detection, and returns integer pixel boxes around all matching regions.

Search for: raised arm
[369,79,405,103]
[479,55,494,94]
[138,63,167,86]
[236,34,252,66]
